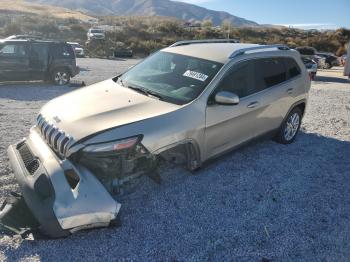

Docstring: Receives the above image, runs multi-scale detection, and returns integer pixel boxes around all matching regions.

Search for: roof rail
[171,39,240,47]
[5,35,43,41]
[229,44,290,59]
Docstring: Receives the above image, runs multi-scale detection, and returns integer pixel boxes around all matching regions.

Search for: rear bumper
[6,127,120,238]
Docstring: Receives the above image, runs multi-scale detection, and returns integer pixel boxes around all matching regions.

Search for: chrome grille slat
[59,137,69,155]
[50,129,60,148]
[63,138,73,155]
[57,133,67,153]
[45,125,54,141]
[37,117,45,129]
[36,114,75,157]
[41,122,48,134]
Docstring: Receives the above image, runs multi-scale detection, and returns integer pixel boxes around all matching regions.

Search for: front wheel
[52,69,70,86]
[323,62,331,69]
[276,107,302,144]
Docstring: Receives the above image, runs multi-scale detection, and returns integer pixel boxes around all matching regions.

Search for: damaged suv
[3,40,310,238]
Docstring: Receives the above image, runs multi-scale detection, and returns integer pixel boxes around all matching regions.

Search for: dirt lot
[0,59,349,261]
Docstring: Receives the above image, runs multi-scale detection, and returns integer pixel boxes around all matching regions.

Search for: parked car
[0,39,79,85]
[341,55,347,66]
[302,57,317,80]
[68,42,85,57]
[316,52,339,69]
[3,40,311,238]
[87,28,105,41]
[114,48,133,58]
[296,46,325,69]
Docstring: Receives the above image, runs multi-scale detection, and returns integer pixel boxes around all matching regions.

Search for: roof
[163,43,260,63]
[0,39,66,44]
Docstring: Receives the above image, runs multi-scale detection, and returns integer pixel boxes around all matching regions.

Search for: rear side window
[218,57,297,99]
[256,58,287,89]
[51,44,75,58]
[283,57,301,79]
[30,43,49,68]
[31,43,49,60]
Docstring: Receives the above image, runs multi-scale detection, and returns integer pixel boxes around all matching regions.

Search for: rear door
[251,57,302,137]
[0,42,30,81]
[28,42,49,80]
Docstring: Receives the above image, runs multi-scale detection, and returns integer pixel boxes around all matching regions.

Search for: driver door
[204,59,263,159]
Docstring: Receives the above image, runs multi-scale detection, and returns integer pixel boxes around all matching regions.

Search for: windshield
[70,44,81,48]
[117,51,223,105]
[91,30,104,34]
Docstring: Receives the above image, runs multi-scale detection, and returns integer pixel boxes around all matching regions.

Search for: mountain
[0,0,94,21]
[25,0,259,27]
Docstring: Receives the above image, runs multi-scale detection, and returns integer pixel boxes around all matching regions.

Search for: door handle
[287,88,294,94]
[247,101,259,108]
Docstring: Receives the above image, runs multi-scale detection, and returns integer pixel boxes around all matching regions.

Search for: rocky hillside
[25,0,259,27]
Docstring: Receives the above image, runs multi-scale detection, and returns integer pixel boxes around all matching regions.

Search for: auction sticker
[183,70,208,82]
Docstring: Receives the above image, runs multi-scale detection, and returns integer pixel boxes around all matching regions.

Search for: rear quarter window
[283,57,301,79]
[51,44,75,58]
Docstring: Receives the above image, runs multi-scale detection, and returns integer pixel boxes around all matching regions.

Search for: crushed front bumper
[3,128,121,238]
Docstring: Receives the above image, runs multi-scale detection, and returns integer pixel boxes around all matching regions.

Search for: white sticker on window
[183,70,208,82]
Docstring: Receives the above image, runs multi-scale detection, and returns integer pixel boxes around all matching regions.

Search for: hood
[39,79,181,141]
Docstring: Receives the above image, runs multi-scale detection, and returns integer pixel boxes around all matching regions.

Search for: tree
[221,19,232,39]
[4,22,22,36]
[202,19,213,28]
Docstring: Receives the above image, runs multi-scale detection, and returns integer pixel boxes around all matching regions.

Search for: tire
[324,62,331,69]
[51,68,70,86]
[276,107,302,144]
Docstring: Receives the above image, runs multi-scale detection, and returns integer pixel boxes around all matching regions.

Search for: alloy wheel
[54,72,69,86]
[283,112,300,141]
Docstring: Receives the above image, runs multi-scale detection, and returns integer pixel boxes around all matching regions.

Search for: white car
[68,42,85,57]
[87,28,105,41]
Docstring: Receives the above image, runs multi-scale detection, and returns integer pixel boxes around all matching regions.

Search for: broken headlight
[77,136,155,193]
[82,136,141,153]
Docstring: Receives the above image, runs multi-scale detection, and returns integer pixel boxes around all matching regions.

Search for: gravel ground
[0,60,349,261]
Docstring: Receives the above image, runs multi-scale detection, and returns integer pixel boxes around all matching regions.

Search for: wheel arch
[154,139,202,171]
[285,99,307,120]
[50,66,72,77]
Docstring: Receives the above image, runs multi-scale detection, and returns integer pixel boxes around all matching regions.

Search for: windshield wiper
[127,84,165,101]
[116,76,125,87]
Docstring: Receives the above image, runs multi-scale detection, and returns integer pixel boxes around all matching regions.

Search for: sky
[178,0,350,29]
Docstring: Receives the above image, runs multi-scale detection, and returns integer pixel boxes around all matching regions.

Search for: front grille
[36,114,75,157]
[17,141,40,175]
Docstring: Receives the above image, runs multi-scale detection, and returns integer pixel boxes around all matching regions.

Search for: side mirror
[215,91,240,105]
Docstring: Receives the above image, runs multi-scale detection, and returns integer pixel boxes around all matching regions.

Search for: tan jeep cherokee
[2,40,310,238]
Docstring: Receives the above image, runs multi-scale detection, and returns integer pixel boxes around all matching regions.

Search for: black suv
[316,52,339,69]
[0,39,79,85]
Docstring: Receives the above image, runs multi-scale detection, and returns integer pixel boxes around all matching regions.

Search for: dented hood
[40,79,181,141]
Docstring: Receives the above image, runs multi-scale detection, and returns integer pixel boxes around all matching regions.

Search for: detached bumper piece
[2,128,121,238]
[0,192,40,238]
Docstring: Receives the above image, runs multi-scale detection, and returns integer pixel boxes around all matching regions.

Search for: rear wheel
[52,69,70,86]
[276,107,302,144]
